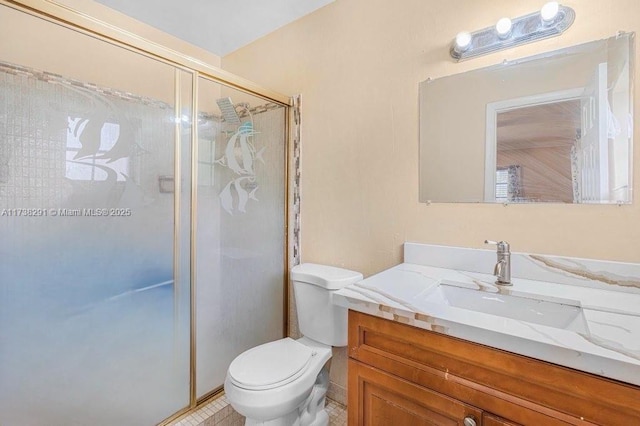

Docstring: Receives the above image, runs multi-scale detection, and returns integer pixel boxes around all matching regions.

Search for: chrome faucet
[485,240,511,286]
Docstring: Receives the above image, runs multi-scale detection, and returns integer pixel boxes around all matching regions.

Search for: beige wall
[224,1,640,398]
[53,0,222,69]
[224,0,640,272]
[0,0,221,104]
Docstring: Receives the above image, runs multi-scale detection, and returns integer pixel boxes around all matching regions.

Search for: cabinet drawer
[349,310,640,425]
[349,359,483,426]
[483,413,521,426]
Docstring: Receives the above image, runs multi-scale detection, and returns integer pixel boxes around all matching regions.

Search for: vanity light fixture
[540,1,560,23]
[450,2,575,61]
[454,31,472,52]
[495,18,513,39]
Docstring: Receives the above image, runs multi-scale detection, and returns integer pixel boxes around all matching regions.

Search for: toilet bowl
[224,263,363,426]
[224,337,331,425]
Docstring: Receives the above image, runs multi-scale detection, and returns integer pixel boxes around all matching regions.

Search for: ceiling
[94,0,334,57]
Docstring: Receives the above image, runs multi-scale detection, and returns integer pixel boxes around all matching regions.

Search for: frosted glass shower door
[196,78,286,397]
[0,6,191,426]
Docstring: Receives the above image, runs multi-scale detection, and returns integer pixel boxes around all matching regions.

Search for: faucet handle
[484,240,510,253]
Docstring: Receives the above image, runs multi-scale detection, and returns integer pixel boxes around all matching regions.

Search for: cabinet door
[483,413,521,426]
[349,359,483,425]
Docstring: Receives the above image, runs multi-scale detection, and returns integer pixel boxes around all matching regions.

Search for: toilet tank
[290,263,363,347]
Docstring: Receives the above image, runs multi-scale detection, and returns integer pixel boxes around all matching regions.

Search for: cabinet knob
[463,417,477,426]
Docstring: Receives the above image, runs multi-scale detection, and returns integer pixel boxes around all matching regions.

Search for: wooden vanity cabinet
[348,311,640,425]
[482,413,520,426]
[350,361,483,425]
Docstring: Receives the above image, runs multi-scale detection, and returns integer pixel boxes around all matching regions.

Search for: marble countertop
[334,262,640,387]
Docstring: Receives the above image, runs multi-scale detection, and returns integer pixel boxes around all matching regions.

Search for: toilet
[224,263,363,426]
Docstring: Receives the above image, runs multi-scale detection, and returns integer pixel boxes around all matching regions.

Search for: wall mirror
[419,33,634,204]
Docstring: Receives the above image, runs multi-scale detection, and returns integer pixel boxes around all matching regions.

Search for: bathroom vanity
[335,243,640,425]
[348,311,639,425]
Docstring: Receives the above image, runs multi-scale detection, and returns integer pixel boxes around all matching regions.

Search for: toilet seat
[228,338,314,391]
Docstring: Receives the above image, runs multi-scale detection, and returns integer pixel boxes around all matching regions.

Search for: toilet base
[244,364,330,426]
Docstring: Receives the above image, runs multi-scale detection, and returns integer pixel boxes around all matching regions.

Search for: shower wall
[0,3,288,426]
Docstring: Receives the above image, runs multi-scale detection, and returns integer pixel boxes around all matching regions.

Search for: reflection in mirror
[495,100,580,203]
[419,33,634,204]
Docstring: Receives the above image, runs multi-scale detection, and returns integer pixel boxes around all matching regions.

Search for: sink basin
[425,283,589,334]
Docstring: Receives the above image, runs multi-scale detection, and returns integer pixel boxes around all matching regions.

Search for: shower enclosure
[0,2,290,425]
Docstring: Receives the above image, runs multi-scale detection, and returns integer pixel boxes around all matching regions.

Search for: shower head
[216,97,241,125]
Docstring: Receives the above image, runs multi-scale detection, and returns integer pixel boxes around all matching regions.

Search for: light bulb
[541,1,560,23]
[455,31,472,51]
[495,17,512,38]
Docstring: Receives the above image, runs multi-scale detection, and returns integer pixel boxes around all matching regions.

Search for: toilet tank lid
[291,263,363,290]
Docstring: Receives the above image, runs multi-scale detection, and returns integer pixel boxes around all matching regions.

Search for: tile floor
[326,399,348,425]
[169,395,347,426]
